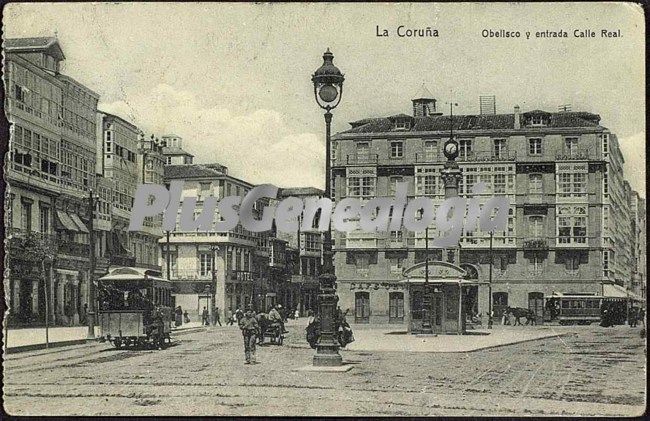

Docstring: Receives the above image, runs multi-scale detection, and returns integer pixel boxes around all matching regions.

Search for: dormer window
[395,120,411,130]
[530,116,545,126]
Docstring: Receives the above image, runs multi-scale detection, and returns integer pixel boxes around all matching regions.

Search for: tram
[97,267,174,349]
[544,293,603,325]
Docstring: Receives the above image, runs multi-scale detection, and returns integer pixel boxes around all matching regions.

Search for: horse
[504,307,537,326]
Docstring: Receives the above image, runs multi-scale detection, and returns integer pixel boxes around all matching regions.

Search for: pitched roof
[413,84,435,100]
[4,37,65,61]
[162,146,194,157]
[279,187,324,197]
[339,111,602,134]
[164,164,225,180]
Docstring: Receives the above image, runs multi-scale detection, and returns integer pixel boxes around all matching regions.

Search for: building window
[459,139,472,160]
[424,140,437,161]
[527,253,544,274]
[529,138,542,155]
[557,206,587,244]
[355,292,370,323]
[21,199,32,232]
[395,120,410,130]
[603,169,608,195]
[416,167,438,196]
[529,173,543,194]
[331,141,337,161]
[347,175,375,199]
[557,165,587,197]
[564,253,581,271]
[387,251,406,273]
[529,216,544,238]
[389,292,404,323]
[602,134,609,154]
[356,142,370,161]
[494,174,506,194]
[529,115,546,127]
[390,141,403,158]
[603,250,610,277]
[198,252,213,277]
[39,204,50,234]
[564,137,579,156]
[493,139,506,158]
[389,176,403,196]
[390,231,403,243]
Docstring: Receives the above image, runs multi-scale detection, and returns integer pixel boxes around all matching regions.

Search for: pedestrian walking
[80,303,88,325]
[175,306,183,327]
[214,306,222,326]
[227,309,235,326]
[239,305,260,364]
[235,307,244,323]
[201,306,209,325]
[184,310,190,324]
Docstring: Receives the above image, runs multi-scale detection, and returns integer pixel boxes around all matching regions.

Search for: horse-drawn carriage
[97,267,174,349]
[257,313,284,345]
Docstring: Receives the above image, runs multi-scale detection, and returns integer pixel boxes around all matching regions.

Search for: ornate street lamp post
[311,48,344,367]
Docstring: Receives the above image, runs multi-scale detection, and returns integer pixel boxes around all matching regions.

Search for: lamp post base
[313,346,343,367]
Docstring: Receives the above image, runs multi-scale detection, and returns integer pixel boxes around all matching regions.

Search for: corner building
[330,92,639,325]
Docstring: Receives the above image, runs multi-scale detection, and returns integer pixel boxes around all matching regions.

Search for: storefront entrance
[402,261,482,335]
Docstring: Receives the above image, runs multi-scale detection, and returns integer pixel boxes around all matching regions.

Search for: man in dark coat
[239,306,260,364]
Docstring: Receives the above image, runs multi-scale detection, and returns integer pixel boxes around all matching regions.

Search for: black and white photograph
[1,2,646,417]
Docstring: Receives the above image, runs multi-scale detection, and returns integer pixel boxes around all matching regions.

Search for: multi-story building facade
[132,134,165,270]
[4,37,99,326]
[96,111,140,268]
[160,134,194,165]
[275,187,324,316]
[161,163,269,321]
[330,91,642,325]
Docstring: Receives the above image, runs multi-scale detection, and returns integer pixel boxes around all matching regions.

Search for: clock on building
[443,139,459,160]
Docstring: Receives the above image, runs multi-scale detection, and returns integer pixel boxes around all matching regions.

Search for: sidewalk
[3,321,206,353]
[344,325,568,353]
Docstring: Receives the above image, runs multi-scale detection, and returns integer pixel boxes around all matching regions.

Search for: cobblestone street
[3,320,646,416]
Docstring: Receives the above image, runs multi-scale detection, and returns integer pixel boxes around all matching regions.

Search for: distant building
[330,88,642,326]
[160,134,194,165]
[161,163,270,321]
[275,187,325,315]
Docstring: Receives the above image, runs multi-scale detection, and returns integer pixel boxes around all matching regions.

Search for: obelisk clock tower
[441,137,463,265]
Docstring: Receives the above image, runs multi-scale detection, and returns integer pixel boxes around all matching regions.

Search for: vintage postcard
[2,2,646,417]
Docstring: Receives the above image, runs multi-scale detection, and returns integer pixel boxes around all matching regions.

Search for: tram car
[544,293,603,325]
[97,267,174,349]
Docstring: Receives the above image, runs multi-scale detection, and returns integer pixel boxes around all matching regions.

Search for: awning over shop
[602,283,645,302]
[69,213,89,233]
[56,210,79,231]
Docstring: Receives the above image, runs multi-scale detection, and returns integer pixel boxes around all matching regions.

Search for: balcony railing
[556,149,590,161]
[345,154,379,165]
[522,237,549,250]
[461,151,517,162]
[58,241,91,257]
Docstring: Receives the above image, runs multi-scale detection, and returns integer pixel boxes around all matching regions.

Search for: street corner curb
[5,338,90,354]
[463,331,570,353]
[294,364,354,372]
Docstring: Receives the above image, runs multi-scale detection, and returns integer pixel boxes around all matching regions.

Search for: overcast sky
[3,3,645,196]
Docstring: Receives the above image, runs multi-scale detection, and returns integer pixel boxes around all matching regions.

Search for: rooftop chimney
[479,95,496,115]
[514,105,521,129]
